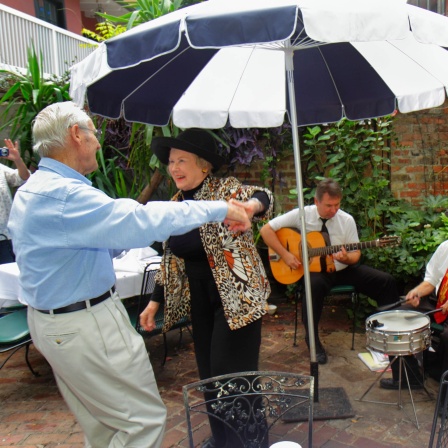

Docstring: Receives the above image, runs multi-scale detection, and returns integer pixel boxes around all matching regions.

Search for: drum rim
[366,309,430,332]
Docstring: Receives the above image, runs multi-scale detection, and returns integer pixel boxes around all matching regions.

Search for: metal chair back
[429,370,448,447]
[127,262,191,366]
[183,370,313,448]
[0,307,38,376]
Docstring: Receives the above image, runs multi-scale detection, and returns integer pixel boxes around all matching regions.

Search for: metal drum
[366,310,431,355]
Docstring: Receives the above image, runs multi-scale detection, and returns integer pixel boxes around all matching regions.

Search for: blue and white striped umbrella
[70,0,448,373]
[71,0,448,128]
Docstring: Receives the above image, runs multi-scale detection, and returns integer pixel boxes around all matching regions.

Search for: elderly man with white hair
[8,101,250,448]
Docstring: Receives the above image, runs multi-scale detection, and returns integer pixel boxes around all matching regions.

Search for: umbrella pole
[285,46,319,401]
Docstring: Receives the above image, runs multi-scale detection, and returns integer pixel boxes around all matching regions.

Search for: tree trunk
[136,169,164,204]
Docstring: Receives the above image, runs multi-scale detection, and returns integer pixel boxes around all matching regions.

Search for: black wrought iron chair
[127,262,191,366]
[0,306,38,376]
[429,370,448,447]
[183,370,314,448]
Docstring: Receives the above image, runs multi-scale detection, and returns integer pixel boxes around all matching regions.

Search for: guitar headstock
[377,236,401,247]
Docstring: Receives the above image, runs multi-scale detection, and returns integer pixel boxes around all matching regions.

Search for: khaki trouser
[28,293,166,448]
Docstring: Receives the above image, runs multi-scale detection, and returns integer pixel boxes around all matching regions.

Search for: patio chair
[0,307,38,376]
[183,370,314,448]
[127,262,191,366]
[429,370,448,448]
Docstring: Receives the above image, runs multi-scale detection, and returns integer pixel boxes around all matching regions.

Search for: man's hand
[283,251,301,270]
[405,281,435,308]
[405,288,421,307]
[224,199,251,232]
[333,246,349,263]
[333,246,360,265]
[237,198,264,221]
[442,300,448,315]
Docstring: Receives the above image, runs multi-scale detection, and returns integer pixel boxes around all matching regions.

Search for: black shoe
[316,343,328,365]
[305,337,328,365]
[380,378,423,390]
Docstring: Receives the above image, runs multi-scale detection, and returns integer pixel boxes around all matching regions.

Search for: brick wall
[232,100,448,212]
[391,100,448,205]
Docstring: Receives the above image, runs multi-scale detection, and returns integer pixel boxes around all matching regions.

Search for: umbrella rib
[122,46,191,104]
[290,16,325,50]
[388,40,447,87]
[315,46,345,113]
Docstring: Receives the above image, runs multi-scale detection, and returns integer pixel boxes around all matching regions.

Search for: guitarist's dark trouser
[302,263,400,344]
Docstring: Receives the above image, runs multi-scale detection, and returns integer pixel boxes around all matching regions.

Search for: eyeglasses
[78,126,102,139]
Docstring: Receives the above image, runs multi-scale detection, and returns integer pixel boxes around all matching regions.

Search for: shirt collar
[39,157,92,186]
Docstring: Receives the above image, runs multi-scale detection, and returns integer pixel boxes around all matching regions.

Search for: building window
[407,0,446,14]
[34,0,66,28]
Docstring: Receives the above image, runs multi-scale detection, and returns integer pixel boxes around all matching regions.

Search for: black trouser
[302,264,400,340]
[186,261,266,448]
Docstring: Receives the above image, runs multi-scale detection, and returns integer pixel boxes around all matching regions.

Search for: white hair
[33,101,91,157]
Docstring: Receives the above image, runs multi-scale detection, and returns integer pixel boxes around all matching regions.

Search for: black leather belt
[37,286,116,315]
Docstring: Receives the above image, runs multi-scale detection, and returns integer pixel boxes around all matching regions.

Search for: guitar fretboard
[309,240,379,257]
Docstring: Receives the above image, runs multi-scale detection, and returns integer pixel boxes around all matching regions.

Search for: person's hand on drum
[405,281,435,307]
[405,288,421,307]
[442,300,448,316]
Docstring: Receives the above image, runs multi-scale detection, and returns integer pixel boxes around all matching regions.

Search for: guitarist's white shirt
[268,204,359,271]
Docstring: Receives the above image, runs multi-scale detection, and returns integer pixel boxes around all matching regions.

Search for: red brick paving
[0,298,442,447]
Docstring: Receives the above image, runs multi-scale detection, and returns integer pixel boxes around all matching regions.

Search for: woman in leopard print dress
[140,129,273,448]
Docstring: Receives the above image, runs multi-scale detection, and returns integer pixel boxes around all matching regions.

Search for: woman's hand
[224,199,251,232]
[3,139,20,162]
[139,300,160,332]
[3,138,30,181]
[236,198,264,221]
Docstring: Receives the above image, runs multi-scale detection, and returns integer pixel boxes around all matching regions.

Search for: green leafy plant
[0,44,71,168]
[82,20,127,42]
[300,117,399,239]
[96,0,183,29]
[88,151,138,199]
[364,195,448,287]
[286,117,448,327]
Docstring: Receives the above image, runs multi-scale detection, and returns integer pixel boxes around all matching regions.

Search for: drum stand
[357,354,433,429]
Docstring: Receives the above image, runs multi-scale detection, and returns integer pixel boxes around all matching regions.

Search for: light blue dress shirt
[8,158,228,310]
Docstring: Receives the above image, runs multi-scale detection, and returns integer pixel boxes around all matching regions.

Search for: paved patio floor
[0,297,442,447]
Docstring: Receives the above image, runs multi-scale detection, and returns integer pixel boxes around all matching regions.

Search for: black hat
[151,129,224,172]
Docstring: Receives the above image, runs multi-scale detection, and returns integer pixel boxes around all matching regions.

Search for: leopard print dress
[156,176,273,332]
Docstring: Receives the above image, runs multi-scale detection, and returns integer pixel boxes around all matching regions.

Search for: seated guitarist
[260,178,399,365]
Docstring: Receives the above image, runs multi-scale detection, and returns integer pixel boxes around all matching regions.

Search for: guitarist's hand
[283,251,301,270]
[333,246,360,265]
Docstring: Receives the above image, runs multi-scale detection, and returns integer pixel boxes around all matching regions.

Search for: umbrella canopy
[70,0,448,381]
[70,0,448,128]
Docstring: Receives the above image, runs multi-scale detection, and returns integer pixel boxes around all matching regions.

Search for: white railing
[0,3,97,77]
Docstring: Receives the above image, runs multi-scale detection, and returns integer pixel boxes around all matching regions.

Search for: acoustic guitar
[268,228,401,285]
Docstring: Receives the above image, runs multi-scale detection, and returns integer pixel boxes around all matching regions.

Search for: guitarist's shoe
[305,337,328,365]
[316,345,328,365]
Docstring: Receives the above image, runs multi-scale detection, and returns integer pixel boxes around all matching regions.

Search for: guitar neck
[309,240,379,257]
